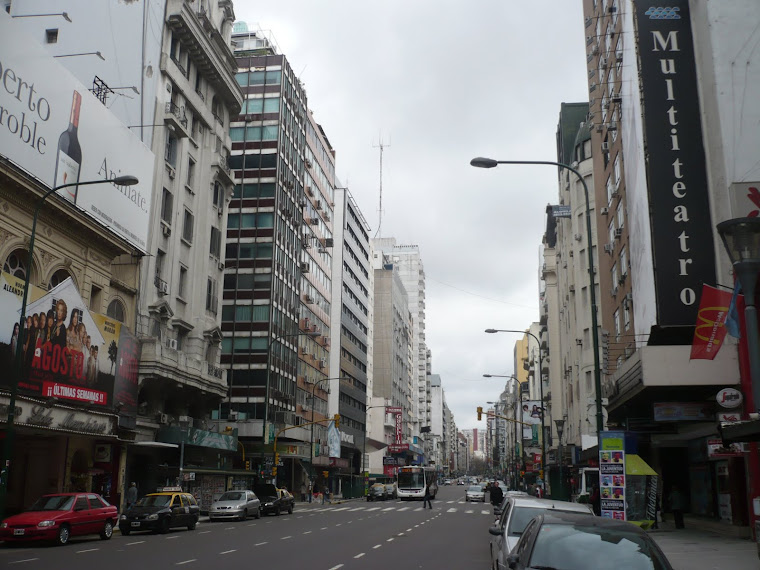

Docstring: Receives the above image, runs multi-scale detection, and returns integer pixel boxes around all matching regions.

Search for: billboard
[0,273,139,410]
[0,11,154,251]
[520,400,544,440]
[635,1,715,325]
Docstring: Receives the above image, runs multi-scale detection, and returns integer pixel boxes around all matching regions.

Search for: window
[210,227,221,258]
[611,263,618,289]
[161,188,173,223]
[48,269,71,290]
[177,329,187,350]
[614,309,621,340]
[227,212,274,229]
[74,497,89,511]
[107,299,125,322]
[187,157,196,190]
[620,246,628,275]
[45,29,58,43]
[213,182,225,210]
[90,285,102,311]
[613,154,621,186]
[624,304,631,331]
[606,175,615,204]
[165,133,178,167]
[182,209,194,243]
[617,202,625,229]
[221,304,270,322]
[179,265,188,299]
[3,248,29,280]
[156,250,165,278]
[206,278,218,314]
[608,222,615,245]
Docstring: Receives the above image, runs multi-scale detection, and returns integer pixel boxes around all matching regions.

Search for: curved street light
[0,175,139,519]
[472,157,604,446]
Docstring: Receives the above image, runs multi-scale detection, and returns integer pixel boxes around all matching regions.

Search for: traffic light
[477,406,483,421]
[322,471,329,479]
[333,414,340,427]
[245,460,250,470]
[275,453,281,465]
[272,467,278,478]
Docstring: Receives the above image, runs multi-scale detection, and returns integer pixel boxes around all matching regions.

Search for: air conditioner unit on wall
[604,244,614,254]
[166,338,178,350]
[161,222,171,237]
[158,413,169,425]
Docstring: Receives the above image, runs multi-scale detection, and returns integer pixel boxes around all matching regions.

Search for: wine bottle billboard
[53,90,83,202]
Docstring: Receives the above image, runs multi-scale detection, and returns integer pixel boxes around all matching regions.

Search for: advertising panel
[600,431,626,521]
[0,12,154,251]
[520,400,544,439]
[635,1,715,325]
[0,273,139,409]
[653,402,713,422]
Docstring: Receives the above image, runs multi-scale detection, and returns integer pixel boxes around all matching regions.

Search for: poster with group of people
[0,272,138,411]
[599,431,627,520]
[521,400,544,441]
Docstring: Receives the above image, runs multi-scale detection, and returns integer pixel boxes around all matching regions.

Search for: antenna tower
[373,136,389,238]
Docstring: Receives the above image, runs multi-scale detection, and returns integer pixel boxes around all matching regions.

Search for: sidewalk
[650,520,757,569]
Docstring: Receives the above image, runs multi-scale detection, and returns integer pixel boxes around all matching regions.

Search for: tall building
[329,185,372,491]
[223,23,335,491]
[372,239,430,462]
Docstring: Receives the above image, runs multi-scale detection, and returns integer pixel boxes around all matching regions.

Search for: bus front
[396,467,426,500]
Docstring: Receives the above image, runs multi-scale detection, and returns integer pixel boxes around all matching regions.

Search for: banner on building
[0,274,139,409]
[600,431,626,521]
[327,420,341,458]
[521,400,544,439]
[690,285,734,360]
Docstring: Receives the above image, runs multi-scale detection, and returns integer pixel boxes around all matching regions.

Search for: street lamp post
[178,416,192,486]
[555,418,565,500]
[473,157,604,445]
[485,329,547,494]
[0,175,139,519]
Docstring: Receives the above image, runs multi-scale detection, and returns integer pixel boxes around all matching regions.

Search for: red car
[0,493,118,545]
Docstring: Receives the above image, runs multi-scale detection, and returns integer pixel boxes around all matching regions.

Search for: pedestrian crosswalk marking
[333,507,350,511]
[447,508,457,513]
[481,510,490,515]
[398,507,410,511]
[414,507,424,511]
[366,507,381,511]
[382,507,395,511]
[466,509,474,514]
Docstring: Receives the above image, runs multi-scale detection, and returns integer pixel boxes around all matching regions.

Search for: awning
[625,454,657,476]
[720,420,760,443]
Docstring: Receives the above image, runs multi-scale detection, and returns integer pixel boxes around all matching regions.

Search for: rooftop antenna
[373,134,390,238]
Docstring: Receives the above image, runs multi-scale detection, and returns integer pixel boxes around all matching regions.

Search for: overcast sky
[235,0,589,431]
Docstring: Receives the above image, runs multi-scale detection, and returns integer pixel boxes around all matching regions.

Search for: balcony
[213,153,235,185]
[164,102,190,138]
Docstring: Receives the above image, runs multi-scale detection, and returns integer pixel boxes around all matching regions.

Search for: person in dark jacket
[490,481,504,508]
[423,484,433,509]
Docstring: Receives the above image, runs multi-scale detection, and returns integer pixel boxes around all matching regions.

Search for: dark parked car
[0,493,117,545]
[255,484,294,516]
[497,511,673,570]
[118,490,199,535]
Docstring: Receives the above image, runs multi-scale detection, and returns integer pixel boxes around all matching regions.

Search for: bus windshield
[397,469,425,489]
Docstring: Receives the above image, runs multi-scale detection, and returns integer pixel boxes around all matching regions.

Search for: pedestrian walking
[126,482,138,511]
[423,483,433,509]
[589,484,601,516]
[668,484,685,529]
[489,481,504,509]
[300,482,307,502]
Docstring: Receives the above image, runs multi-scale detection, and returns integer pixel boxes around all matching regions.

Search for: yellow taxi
[119,488,200,535]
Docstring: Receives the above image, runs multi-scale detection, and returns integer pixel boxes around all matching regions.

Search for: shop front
[0,394,121,515]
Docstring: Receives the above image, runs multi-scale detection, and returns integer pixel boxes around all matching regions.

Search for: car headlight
[37,520,56,527]
[265,502,273,507]
[147,514,159,520]
[0,522,7,528]
[120,515,127,520]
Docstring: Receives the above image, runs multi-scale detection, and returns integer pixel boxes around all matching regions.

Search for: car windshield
[529,523,671,570]
[29,495,75,511]
[467,486,482,493]
[508,507,591,536]
[136,495,172,507]
[219,492,243,501]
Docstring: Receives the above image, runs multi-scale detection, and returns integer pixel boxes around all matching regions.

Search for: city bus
[396,466,438,500]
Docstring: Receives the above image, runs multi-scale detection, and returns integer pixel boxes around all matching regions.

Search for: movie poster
[0,274,138,409]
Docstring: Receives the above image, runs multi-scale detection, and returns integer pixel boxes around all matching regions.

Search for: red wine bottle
[54,90,82,201]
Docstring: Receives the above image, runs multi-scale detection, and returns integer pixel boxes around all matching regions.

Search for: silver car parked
[209,490,261,521]
[489,496,594,570]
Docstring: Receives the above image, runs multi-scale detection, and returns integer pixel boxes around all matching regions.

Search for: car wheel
[121,528,131,536]
[160,517,171,534]
[187,519,197,531]
[240,509,247,521]
[288,504,293,514]
[56,524,71,546]
[255,507,261,519]
[100,519,113,540]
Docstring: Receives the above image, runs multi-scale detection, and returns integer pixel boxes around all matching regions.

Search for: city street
[0,486,492,570]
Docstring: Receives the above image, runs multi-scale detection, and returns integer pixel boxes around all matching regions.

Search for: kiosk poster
[600,431,626,520]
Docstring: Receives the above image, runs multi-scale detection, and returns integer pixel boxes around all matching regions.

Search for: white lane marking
[336,523,342,527]
[406,528,413,532]
[366,507,380,511]
[414,507,424,511]
[199,530,211,534]
[220,550,237,555]
[303,530,312,534]
[414,524,420,528]
[382,507,395,511]
[327,566,344,570]
[176,560,196,566]
[373,544,382,549]
[354,553,365,559]
[349,507,365,511]
[466,510,474,514]
[321,527,328,530]
[126,541,145,546]
[482,510,490,515]
[281,535,292,540]
[224,527,235,530]
[397,532,405,536]
[333,507,350,511]
[447,508,457,513]
[386,538,394,542]
[255,542,268,546]
[398,507,410,511]
[9,559,39,565]
[166,536,179,540]
[447,500,455,504]
[296,516,303,519]
[76,548,99,553]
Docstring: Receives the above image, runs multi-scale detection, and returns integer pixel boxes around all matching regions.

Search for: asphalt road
[0,486,494,570]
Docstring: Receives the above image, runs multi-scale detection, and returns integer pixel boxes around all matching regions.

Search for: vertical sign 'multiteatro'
[636,2,715,325]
